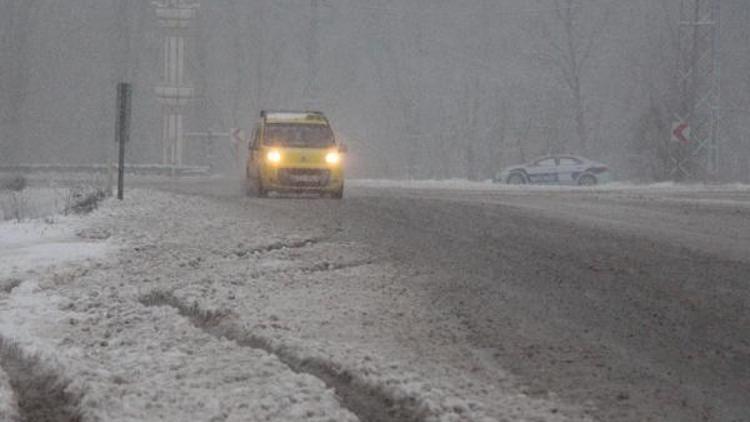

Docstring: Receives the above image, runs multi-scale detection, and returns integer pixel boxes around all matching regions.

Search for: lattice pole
[671,0,721,181]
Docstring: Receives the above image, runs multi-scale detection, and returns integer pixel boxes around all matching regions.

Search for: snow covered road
[1,178,748,421]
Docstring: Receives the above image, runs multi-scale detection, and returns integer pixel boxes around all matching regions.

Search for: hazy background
[1,0,749,181]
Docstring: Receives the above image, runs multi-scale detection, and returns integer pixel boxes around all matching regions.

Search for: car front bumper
[261,167,344,192]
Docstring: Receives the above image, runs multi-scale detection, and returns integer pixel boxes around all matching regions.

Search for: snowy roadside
[0,192,358,421]
[0,186,586,421]
[81,188,582,421]
[0,209,111,422]
[0,184,106,222]
[0,219,108,280]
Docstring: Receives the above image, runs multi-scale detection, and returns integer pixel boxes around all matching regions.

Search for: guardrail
[0,164,211,176]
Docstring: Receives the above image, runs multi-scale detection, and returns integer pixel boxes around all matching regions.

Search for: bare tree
[621,3,678,181]
[526,0,610,155]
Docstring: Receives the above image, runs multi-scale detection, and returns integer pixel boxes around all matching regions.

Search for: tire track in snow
[0,336,82,422]
[248,238,324,255]
[139,290,458,422]
[0,363,21,422]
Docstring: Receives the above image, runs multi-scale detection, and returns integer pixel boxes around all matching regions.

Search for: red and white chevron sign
[672,121,690,144]
[230,128,246,148]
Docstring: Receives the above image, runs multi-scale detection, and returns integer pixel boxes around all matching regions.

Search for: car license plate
[293,174,320,183]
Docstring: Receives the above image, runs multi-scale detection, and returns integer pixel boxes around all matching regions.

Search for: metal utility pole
[153,0,199,169]
[671,0,721,181]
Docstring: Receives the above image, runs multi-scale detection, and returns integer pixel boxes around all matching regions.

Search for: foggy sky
[1,0,749,181]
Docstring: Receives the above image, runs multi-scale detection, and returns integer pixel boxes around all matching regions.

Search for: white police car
[494,155,611,186]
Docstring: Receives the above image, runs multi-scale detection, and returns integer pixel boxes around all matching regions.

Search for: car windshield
[558,157,583,165]
[263,124,335,148]
[534,158,557,167]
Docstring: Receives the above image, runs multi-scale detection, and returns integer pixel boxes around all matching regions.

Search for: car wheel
[578,174,598,186]
[245,179,257,197]
[507,173,527,185]
[257,180,268,198]
[332,188,344,200]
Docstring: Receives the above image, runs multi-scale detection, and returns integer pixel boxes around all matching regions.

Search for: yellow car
[246,111,346,198]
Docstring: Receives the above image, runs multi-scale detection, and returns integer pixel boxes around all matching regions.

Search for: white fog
[1,1,749,421]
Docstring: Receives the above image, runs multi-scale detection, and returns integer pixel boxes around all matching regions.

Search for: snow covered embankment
[82,189,498,421]
[0,193,359,421]
[0,213,108,422]
[85,188,574,421]
[0,186,577,421]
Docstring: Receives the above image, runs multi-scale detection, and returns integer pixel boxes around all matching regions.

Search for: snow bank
[351,178,750,193]
[88,188,582,421]
[0,185,588,421]
[0,190,360,421]
[0,218,109,280]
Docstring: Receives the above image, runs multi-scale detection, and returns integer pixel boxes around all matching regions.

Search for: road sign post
[116,83,132,200]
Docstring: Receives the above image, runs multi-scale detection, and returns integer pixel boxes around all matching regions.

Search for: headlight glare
[267,150,282,164]
[325,151,341,165]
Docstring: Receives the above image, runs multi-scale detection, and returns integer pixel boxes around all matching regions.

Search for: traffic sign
[230,128,246,148]
[672,121,690,144]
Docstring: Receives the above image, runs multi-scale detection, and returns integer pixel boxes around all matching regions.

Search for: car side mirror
[338,144,348,154]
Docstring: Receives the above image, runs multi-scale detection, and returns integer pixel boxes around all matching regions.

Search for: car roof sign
[264,112,328,125]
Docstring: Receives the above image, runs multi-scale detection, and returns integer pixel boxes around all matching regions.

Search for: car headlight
[267,150,282,164]
[325,151,341,165]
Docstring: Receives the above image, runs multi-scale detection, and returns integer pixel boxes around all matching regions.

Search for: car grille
[278,169,331,187]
